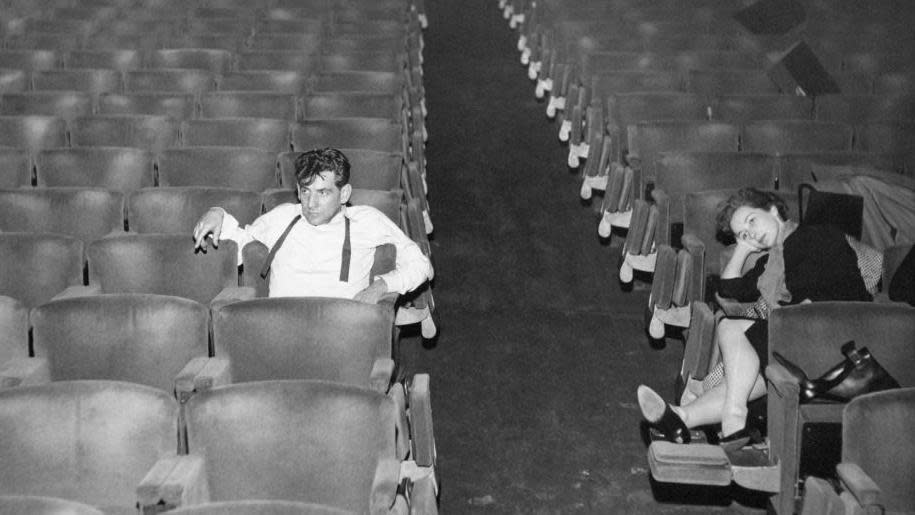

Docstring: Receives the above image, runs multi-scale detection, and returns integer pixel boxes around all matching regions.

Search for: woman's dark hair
[715,188,789,238]
[294,147,350,188]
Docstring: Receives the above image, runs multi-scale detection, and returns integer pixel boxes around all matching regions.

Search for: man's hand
[353,278,389,304]
[193,208,225,250]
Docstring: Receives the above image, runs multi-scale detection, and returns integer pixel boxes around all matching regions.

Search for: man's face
[298,171,351,226]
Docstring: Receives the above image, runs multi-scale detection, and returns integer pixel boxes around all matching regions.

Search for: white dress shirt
[219,203,433,299]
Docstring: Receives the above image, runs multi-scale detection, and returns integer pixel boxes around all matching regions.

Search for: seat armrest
[0,357,50,388]
[837,462,881,507]
[210,286,256,310]
[410,474,439,515]
[370,358,395,394]
[137,453,209,513]
[53,284,102,300]
[409,373,436,468]
[370,458,401,515]
[765,363,800,397]
[174,357,232,403]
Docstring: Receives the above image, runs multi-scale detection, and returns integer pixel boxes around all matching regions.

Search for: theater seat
[0,187,124,245]
[0,147,33,188]
[301,93,404,121]
[0,115,68,152]
[182,118,291,153]
[292,118,404,154]
[128,187,261,234]
[0,232,83,309]
[217,71,308,94]
[98,93,197,120]
[34,147,155,193]
[200,92,300,120]
[0,92,93,121]
[70,115,180,153]
[156,146,279,191]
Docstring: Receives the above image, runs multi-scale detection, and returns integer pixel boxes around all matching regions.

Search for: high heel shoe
[717,425,763,452]
[637,385,691,444]
[771,350,855,402]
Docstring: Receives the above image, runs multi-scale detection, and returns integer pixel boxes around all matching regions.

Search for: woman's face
[729,205,782,250]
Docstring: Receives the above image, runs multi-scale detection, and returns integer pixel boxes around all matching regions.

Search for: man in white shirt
[192,147,433,304]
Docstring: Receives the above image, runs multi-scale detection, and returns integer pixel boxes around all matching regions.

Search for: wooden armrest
[370,458,401,515]
[837,462,881,507]
[409,374,436,468]
[53,284,101,301]
[210,286,256,310]
[137,454,208,513]
[174,357,232,403]
[0,357,50,388]
[370,358,395,394]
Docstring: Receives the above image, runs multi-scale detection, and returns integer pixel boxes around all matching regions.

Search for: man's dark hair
[294,148,350,188]
[715,188,790,238]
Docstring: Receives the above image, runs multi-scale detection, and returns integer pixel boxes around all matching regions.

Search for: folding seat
[291,118,404,154]
[245,34,323,52]
[325,35,410,55]
[710,95,813,123]
[277,149,402,192]
[308,71,404,95]
[765,302,915,515]
[97,92,197,119]
[854,121,915,158]
[86,234,241,305]
[605,92,710,150]
[175,33,245,52]
[319,52,405,73]
[138,380,429,513]
[34,147,154,193]
[301,93,403,121]
[833,72,874,95]
[63,49,142,72]
[814,94,915,123]
[199,92,300,120]
[236,51,320,73]
[84,32,165,53]
[150,48,235,75]
[0,115,67,153]
[70,115,180,152]
[0,233,83,309]
[124,70,217,95]
[208,298,395,391]
[0,69,28,95]
[217,70,308,94]
[0,188,124,245]
[586,70,683,98]
[741,120,853,154]
[182,118,291,153]
[0,495,105,514]
[801,388,915,515]
[874,72,915,97]
[0,92,93,121]
[0,147,31,188]
[128,187,261,234]
[0,381,179,511]
[187,17,254,36]
[625,120,740,184]
[0,50,59,71]
[686,69,781,95]
[30,69,123,98]
[673,51,762,72]
[156,146,279,191]
[17,18,97,38]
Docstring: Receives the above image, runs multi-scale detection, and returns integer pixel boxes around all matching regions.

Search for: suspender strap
[258,214,353,282]
[340,216,351,282]
[259,215,301,279]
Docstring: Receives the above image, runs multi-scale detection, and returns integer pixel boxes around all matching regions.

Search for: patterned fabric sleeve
[845,235,884,295]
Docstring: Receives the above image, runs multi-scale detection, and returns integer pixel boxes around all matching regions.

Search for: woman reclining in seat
[636,188,915,449]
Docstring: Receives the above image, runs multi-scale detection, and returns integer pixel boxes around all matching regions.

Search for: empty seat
[211,297,394,389]
[31,69,122,96]
[741,120,853,154]
[200,92,299,120]
[710,94,812,123]
[277,149,401,191]
[0,69,29,94]
[308,71,404,94]
[0,50,59,71]
[320,52,404,73]
[182,118,290,152]
[245,33,323,52]
[874,72,915,97]
[588,70,683,97]
[30,294,209,393]
[157,146,279,191]
[0,115,68,152]
[4,32,86,51]
[0,188,124,244]
[64,49,141,71]
[237,51,319,72]
[97,92,196,119]
[0,233,83,308]
[174,33,245,52]
[35,147,154,192]
[124,70,216,95]
[70,115,180,152]
[0,381,179,511]
[814,94,915,123]
[777,152,904,191]
[301,93,403,120]
[843,51,915,75]
[88,234,239,304]
[686,69,781,95]
[626,120,740,181]
[128,187,261,234]
[0,147,31,188]
[218,70,307,94]
[292,118,403,153]
[855,121,915,157]
[150,48,234,75]
[0,92,92,120]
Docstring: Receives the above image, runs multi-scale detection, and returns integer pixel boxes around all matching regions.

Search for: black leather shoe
[717,425,763,452]
[638,385,691,444]
[772,351,855,402]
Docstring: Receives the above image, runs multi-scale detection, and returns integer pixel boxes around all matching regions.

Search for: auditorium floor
[410,1,769,512]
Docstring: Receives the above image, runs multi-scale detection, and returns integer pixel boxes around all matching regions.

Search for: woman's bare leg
[675,374,766,429]
[716,318,763,435]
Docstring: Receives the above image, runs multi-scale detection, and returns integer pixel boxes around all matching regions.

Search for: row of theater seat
[0,0,438,512]
[502,0,915,514]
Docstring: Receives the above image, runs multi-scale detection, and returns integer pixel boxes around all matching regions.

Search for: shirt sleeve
[218,205,295,265]
[361,209,433,294]
[717,254,768,302]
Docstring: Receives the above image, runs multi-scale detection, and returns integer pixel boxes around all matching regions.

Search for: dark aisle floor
[413,1,767,513]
